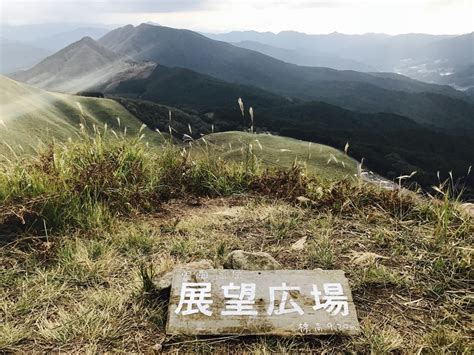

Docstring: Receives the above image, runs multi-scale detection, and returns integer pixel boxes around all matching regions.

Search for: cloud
[267,0,460,8]
[268,1,355,8]
[1,0,471,34]
[100,0,211,13]
[8,0,211,12]
[1,0,213,25]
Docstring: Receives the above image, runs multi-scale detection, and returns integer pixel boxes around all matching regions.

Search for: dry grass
[0,135,472,353]
[2,192,472,353]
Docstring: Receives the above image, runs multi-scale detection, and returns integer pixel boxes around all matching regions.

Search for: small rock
[154,259,214,291]
[296,196,313,204]
[224,250,281,270]
[459,203,474,218]
[290,236,307,251]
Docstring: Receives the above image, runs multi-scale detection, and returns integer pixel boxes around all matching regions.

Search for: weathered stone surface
[155,259,214,291]
[459,203,474,218]
[166,269,360,336]
[224,250,281,270]
[290,236,307,251]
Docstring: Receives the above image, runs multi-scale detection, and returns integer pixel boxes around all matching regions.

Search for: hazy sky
[1,0,473,34]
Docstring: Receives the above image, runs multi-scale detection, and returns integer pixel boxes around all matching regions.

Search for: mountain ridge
[97,24,474,131]
[8,24,474,132]
[205,30,473,87]
[231,40,375,71]
[99,24,460,96]
[9,36,156,93]
[96,23,474,129]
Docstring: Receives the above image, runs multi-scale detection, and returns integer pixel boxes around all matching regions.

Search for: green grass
[0,123,472,353]
[0,76,163,155]
[192,131,358,181]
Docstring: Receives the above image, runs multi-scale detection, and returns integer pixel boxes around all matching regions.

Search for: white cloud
[1,0,472,34]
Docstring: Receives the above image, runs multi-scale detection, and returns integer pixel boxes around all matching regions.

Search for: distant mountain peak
[52,36,121,63]
[8,35,155,93]
[145,21,161,27]
[278,30,302,35]
[76,36,95,44]
[61,36,106,50]
[138,23,162,29]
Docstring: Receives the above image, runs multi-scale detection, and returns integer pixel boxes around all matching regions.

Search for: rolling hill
[0,76,161,153]
[193,132,358,180]
[9,37,155,93]
[113,91,473,193]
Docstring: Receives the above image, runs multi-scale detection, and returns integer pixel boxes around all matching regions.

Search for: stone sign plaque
[166,269,360,336]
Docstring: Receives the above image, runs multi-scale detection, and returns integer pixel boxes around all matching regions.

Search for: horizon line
[1,22,472,37]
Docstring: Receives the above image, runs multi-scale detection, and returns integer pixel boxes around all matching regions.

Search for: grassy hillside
[113,95,473,195]
[200,104,473,193]
[79,99,358,181]
[0,134,471,352]
[194,132,357,180]
[0,76,161,154]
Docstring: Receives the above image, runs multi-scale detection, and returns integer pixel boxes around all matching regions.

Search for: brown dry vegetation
[0,133,472,353]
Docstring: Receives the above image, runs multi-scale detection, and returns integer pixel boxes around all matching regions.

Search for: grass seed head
[238,97,244,117]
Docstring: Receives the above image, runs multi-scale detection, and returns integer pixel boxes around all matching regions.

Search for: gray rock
[155,259,214,291]
[223,250,281,270]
